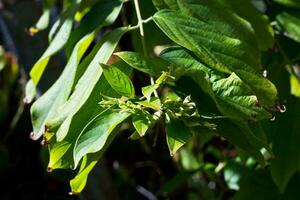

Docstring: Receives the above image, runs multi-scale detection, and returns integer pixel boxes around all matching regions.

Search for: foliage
[25,0,300,198]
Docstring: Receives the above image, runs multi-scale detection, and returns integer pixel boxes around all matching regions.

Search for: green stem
[133,0,158,98]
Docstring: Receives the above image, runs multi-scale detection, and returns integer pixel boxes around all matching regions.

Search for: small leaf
[132,110,154,137]
[137,97,161,110]
[142,84,159,101]
[277,11,300,43]
[290,75,300,97]
[166,119,192,156]
[115,51,157,76]
[101,63,135,98]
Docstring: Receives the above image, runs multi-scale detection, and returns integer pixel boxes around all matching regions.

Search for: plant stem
[133,0,147,56]
[133,0,158,98]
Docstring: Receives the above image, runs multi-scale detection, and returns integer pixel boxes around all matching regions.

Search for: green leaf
[0,46,6,72]
[25,0,81,102]
[166,119,192,156]
[212,73,272,121]
[161,47,272,121]
[270,100,300,193]
[232,170,281,200]
[115,51,158,76]
[30,0,57,33]
[66,0,123,56]
[137,97,162,110]
[142,84,159,101]
[52,27,128,141]
[70,153,100,195]
[132,110,154,137]
[273,0,300,9]
[30,32,95,140]
[47,27,128,170]
[154,6,277,107]
[73,109,130,168]
[152,0,179,10]
[101,63,135,98]
[277,12,300,43]
[290,75,300,97]
[221,0,274,50]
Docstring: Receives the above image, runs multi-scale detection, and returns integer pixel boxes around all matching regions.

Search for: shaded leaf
[277,11,300,43]
[221,0,274,50]
[273,0,300,9]
[166,119,192,156]
[101,63,135,98]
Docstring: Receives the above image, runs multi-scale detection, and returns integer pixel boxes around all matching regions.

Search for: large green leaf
[30,32,95,140]
[277,12,300,43]
[160,47,268,164]
[220,0,274,50]
[101,63,135,98]
[154,8,277,107]
[73,109,130,168]
[25,0,81,102]
[47,28,128,170]
[66,0,123,56]
[166,119,192,156]
[50,27,129,141]
[160,46,272,121]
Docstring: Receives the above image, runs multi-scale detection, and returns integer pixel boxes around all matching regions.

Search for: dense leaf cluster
[26,0,300,198]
